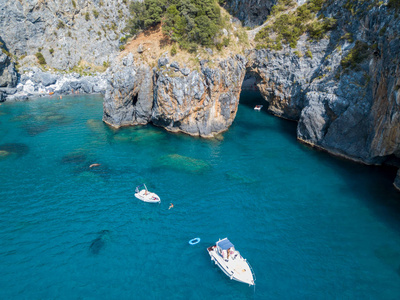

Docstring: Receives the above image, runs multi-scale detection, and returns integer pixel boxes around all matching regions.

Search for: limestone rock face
[0,0,129,70]
[0,51,18,88]
[152,55,247,137]
[103,53,154,127]
[103,54,247,137]
[246,2,400,165]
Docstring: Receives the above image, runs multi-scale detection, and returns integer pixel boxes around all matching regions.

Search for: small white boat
[207,238,255,286]
[134,184,161,203]
[254,105,263,111]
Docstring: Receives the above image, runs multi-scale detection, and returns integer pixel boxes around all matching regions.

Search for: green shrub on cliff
[127,0,223,49]
[128,0,166,34]
[255,0,336,49]
[340,41,370,70]
[35,52,46,65]
[171,45,177,56]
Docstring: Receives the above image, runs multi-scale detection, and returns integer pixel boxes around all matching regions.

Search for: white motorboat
[134,184,161,203]
[254,105,263,111]
[207,238,255,286]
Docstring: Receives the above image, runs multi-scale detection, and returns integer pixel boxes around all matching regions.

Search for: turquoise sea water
[0,92,400,299]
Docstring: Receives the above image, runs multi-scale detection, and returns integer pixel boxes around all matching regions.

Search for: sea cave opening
[238,69,269,110]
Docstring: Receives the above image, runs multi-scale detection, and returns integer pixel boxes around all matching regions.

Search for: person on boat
[222,250,227,260]
[169,203,174,209]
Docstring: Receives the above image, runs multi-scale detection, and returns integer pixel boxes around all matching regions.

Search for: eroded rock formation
[104,54,247,137]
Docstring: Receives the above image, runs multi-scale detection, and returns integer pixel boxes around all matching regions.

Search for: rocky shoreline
[0,67,108,102]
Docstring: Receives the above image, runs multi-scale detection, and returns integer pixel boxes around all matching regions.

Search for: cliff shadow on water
[237,88,400,241]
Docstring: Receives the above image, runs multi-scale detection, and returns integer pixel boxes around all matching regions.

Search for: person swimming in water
[169,203,174,209]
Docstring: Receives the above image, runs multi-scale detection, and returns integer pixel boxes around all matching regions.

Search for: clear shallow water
[0,93,400,299]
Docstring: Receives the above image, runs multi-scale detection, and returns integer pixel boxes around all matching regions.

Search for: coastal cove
[0,92,400,299]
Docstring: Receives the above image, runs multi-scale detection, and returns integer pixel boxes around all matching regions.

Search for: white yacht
[134,184,160,203]
[207,238,255,286]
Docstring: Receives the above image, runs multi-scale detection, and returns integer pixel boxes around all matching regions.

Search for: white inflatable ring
[188,237,201,245]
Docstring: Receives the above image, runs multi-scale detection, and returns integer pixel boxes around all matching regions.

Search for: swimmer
[89,163,101,168]
[168,203,174,210]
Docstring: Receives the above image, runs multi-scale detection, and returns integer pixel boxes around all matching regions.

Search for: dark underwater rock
[24,124,49,136]
[0,143,29,157]
[61,152,87,165]
[89,230,110,255]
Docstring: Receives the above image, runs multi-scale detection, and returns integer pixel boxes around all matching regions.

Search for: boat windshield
[135,183,148,193]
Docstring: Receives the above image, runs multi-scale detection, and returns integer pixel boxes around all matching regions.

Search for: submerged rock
[157,154,210,173]
[61,151,88,165]
[23,123,49,136]
[0,143,29,157]
[89,230,110,255]
[0,150,11,160]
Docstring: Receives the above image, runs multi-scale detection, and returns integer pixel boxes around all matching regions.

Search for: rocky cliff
[245,1,400,167]
[104,53,247,137]
[0,0,129,70]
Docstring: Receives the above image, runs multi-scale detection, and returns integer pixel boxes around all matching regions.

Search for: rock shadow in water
[0,143,29,160]
[89,230,111,255]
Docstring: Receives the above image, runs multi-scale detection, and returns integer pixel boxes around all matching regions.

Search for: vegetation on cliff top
[126,0,237,52]
[254,0,337,50]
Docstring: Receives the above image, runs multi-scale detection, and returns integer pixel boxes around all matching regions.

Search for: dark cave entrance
[239,68,269,110]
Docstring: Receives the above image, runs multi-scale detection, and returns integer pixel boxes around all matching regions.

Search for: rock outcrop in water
[104,53,247,137]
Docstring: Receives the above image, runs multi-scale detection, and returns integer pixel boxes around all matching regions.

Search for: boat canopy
[135,183,147,193]
[217,238,234,250]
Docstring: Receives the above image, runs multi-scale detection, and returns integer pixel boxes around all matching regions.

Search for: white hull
[135,190,161,203]
[207,245,255,286]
